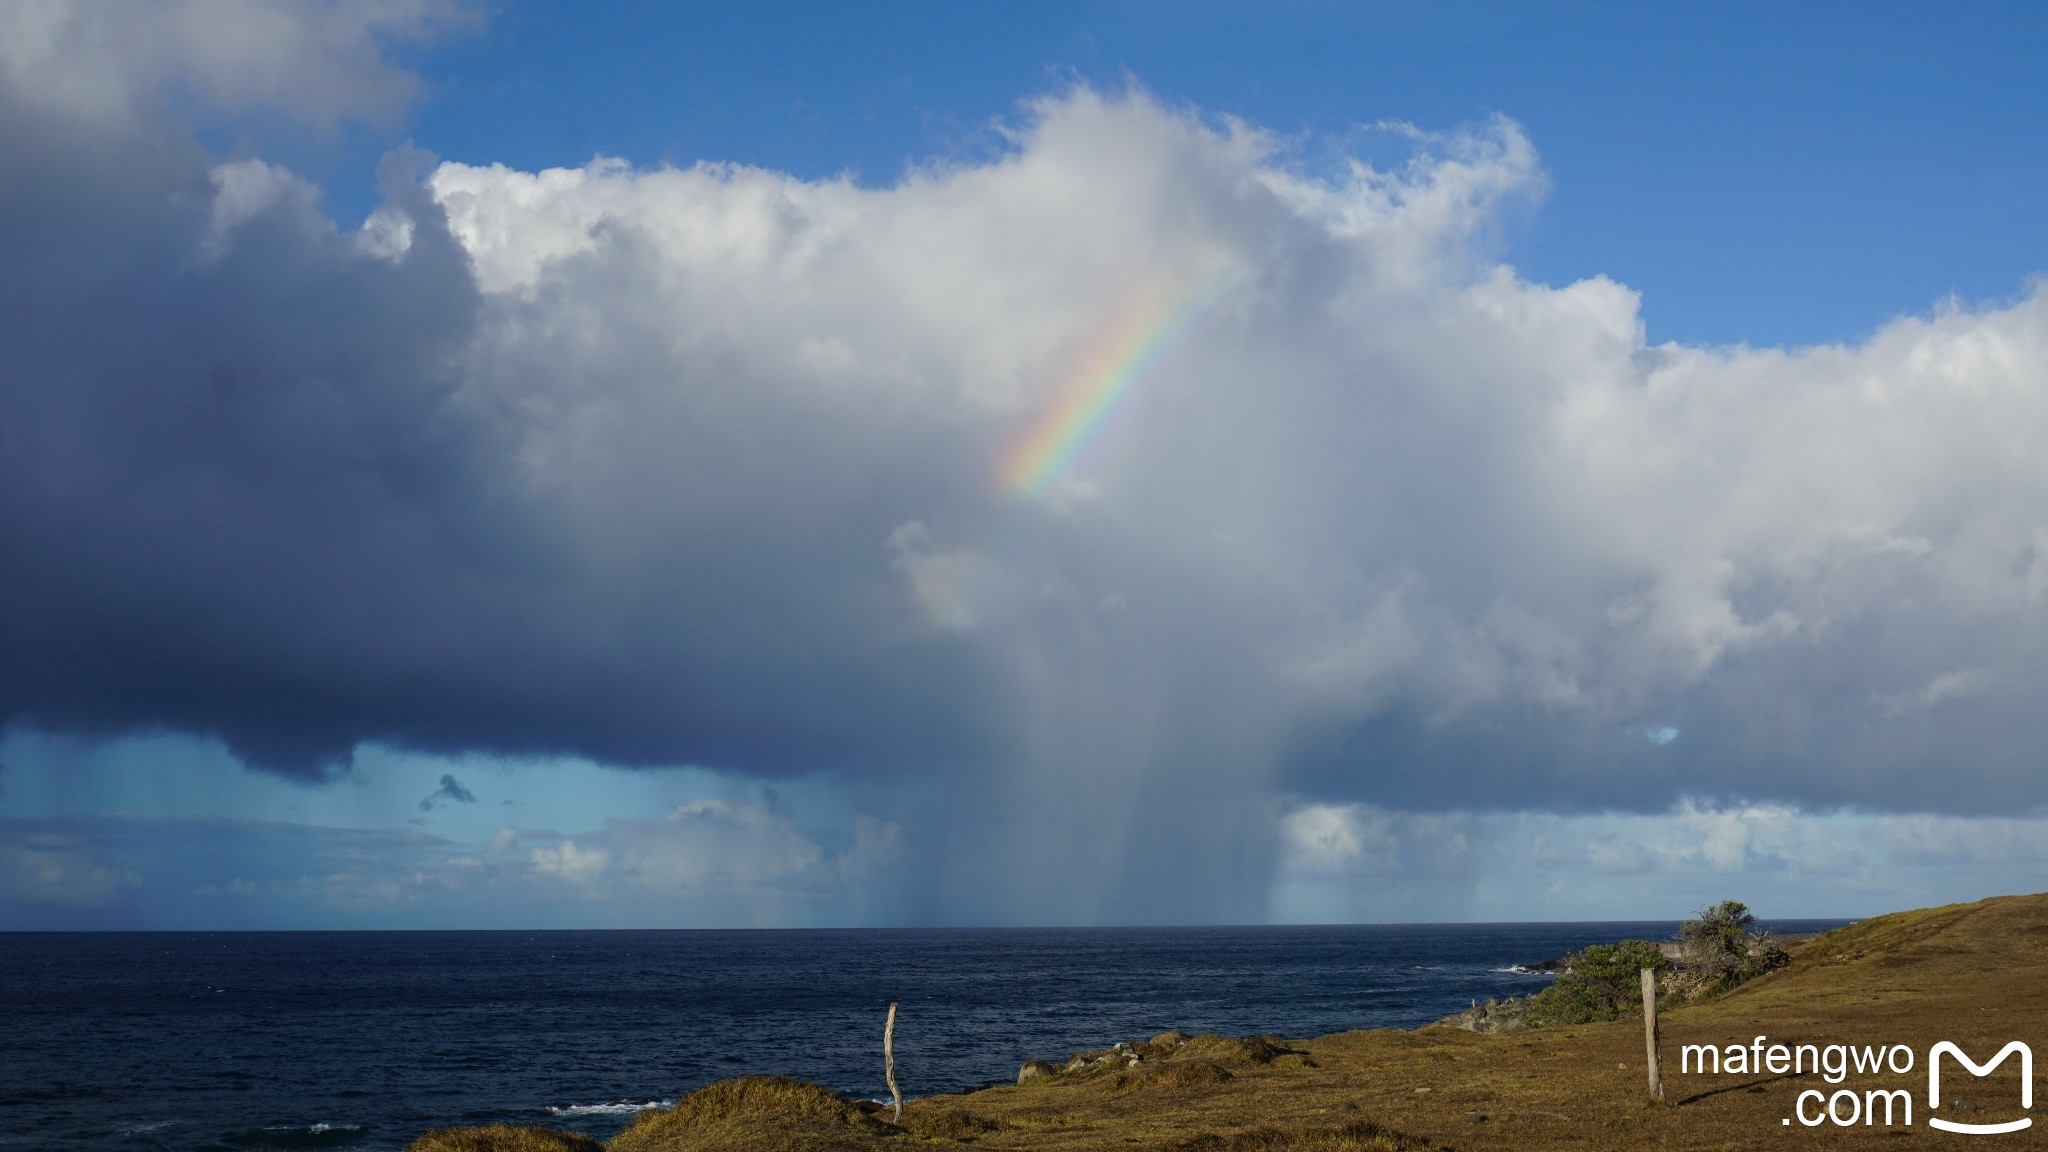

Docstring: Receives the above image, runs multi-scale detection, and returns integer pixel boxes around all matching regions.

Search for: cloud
[6,13,2048,924]
[529,838,610,884]
[0,806,903,929]
[514,798,908,924]
[1870,668,1992,717]
[0,0,476,126]
[417,772,477,811]
[0,834,141,909]
[1270,800,2048,924]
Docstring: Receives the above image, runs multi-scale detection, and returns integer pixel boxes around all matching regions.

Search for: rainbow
[1000,269,1233,498]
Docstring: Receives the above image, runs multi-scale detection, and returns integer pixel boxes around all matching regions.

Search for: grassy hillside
[411,891,2048,1151]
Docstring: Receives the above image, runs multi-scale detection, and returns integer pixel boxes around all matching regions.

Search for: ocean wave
[547,1100,671,1117]
[218,1123,364,1148]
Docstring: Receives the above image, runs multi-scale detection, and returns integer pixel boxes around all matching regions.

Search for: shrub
[1524,939,1666,1026]
[1667,899,1790,1000]
[1681,899,1755,957]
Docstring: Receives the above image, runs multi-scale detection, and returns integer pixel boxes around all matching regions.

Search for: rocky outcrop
[1011,1030,1307,1092]
[1439,997,1528,1034]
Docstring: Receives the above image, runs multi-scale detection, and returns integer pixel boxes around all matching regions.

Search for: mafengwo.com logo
[1680,1036,2033,1133]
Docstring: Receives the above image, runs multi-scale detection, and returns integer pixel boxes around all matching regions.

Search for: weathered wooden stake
[884,1001,903,1123]
[1641,967,1664,1103]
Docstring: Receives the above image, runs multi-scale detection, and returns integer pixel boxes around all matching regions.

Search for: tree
[1672,899,1786,998]
[1681,900,1756,956]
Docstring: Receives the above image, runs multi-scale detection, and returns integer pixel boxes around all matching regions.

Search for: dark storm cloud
[0,55,996,783]
[7,3,2048,925]
[418,773,476,811]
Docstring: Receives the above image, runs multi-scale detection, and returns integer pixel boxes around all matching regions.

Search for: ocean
[0,920,1847,1150]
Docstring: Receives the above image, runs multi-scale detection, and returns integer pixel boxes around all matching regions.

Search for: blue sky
[272,0,2048,350]
[5,1,2048,929]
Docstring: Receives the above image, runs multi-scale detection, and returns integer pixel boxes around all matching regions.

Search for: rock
[1016,1059,1056,1085]
[1439,996,1529,1034]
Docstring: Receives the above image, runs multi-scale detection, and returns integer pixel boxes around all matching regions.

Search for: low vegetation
[1661,898,1791,1000]
[1493,898,1794,1028]
[405,1126,604,1152]
[1522,937,1668,1026]
[605,1076,892,1152]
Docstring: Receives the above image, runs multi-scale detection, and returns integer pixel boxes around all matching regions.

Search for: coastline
[416,894,2039,1150]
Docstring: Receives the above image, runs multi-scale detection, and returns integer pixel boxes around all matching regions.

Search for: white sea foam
[547,1100,671,1117]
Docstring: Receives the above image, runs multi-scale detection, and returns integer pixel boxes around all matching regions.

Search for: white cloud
[503,797,909,923]
[1271,798,2048,924]
[413,88,2048,831]
[529,839,611,884]
[605,799,823,889]
[0,0,476,125]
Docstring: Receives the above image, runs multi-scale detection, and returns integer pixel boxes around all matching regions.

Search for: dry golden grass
[1172,1035,1308,1068]
[607,1076,896,1152]
[404,1124,604,1152]
[894,890,2048,1151]
[404,890,2048,1151]
[1158,1120,1433,1151]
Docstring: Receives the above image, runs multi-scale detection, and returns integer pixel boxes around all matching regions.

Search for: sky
[4,0,2048,929]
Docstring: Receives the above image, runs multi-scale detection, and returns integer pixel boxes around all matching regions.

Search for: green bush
[1524,939,1666,1026]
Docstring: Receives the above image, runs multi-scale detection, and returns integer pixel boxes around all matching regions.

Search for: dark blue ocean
[1,921,1847,1150]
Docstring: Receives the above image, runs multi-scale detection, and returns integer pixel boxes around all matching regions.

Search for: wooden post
[1641,968,1664,1103]
[884,1001,902,1123]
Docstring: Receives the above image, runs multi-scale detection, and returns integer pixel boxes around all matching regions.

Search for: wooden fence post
[885,1001,903,1122]
[1641,968,1664,1103]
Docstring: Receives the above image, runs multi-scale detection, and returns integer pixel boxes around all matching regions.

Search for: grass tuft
[1162,1120,1435,1151]
[661,1077,863,1127]
[609,1076,893,1152]
[896,1107,1003,1140]
[1102,1060,1236,1095]
[403,1125,603,1152]
[1172,1035,1302,1067]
